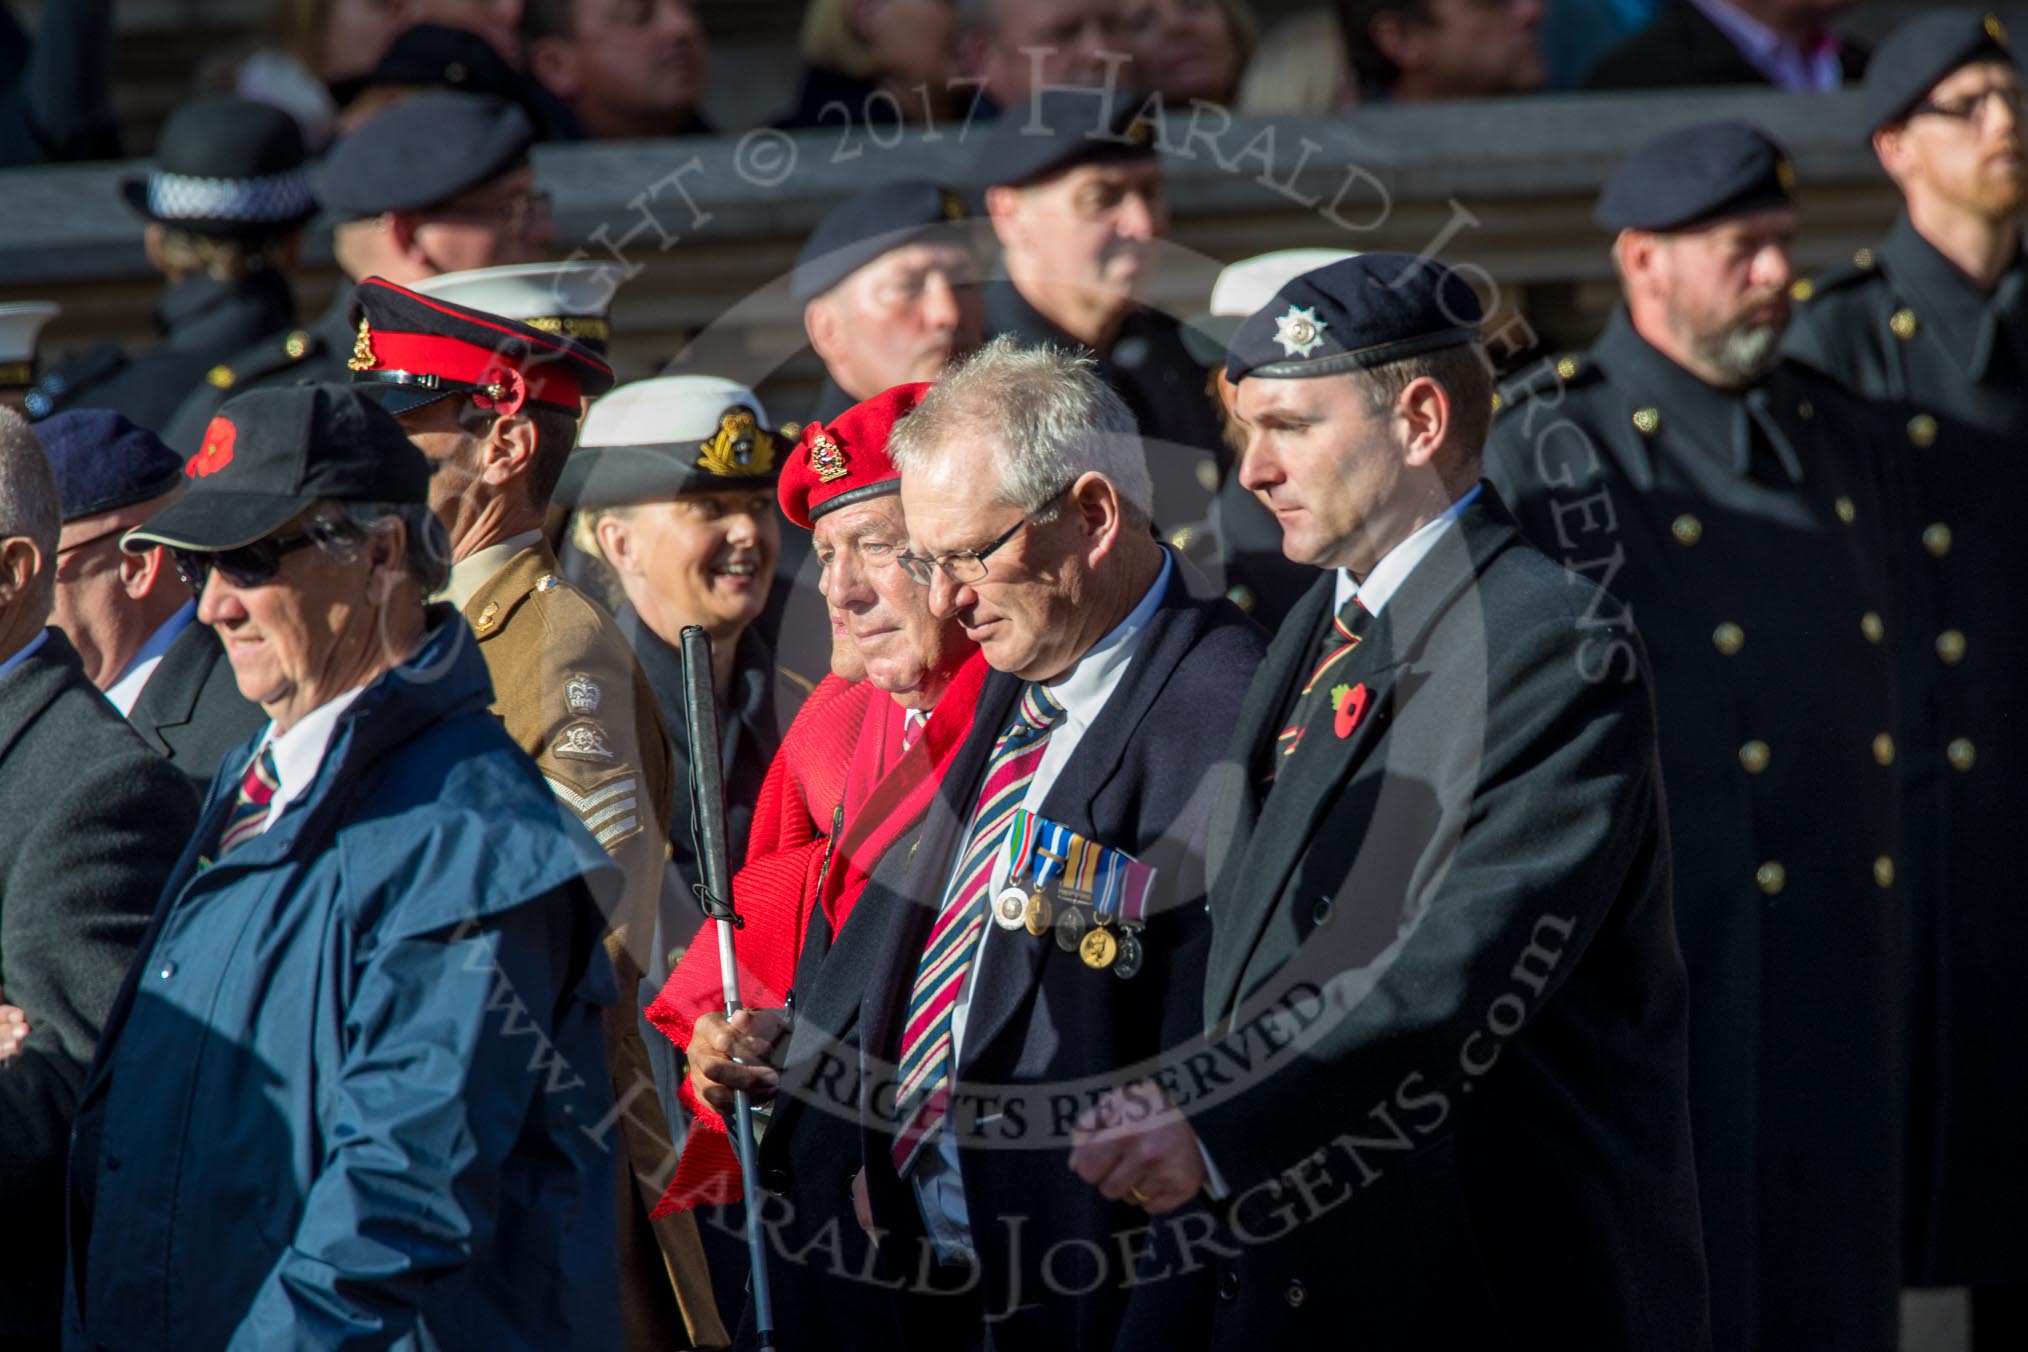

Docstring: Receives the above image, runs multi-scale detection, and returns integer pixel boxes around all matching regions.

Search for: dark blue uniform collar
[1592,305,1803,484]
[153,268,296,354]
[1880,210,2028,382]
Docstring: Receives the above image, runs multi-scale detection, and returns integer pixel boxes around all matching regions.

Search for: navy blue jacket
[65,610,625,1351]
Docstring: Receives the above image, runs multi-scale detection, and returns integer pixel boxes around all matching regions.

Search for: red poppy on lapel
[1333,682,1370,739]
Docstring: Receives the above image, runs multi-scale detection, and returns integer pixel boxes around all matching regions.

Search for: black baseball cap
[124,383,431,553]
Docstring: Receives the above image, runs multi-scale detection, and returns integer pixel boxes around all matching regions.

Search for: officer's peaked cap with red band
[346,275,614,418]
[779,382,930,530]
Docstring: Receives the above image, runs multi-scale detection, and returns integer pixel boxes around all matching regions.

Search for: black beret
[36,410,184,523]
[315,91,534,218]
[1225,253,1483,383]
[792,180,970,302]
[1861,9,2017,134]
[976,88,1160,190]
[124,384,430,554]
[119,96,315,238]
[1595,121,1795,232]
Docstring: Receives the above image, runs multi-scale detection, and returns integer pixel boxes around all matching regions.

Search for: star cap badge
[1272,305,1329,359]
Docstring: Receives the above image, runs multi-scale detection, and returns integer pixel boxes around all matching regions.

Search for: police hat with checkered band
[346,275,614,419]
[119,96,317,239]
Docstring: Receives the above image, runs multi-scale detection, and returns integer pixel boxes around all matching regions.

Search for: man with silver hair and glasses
[63,384,626,1349]
[1488,124,1906,1352]
[839,335,1262,1349]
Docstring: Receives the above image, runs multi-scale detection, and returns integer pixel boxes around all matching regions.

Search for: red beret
[779,382,931,530]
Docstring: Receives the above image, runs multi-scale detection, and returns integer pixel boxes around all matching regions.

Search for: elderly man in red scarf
[645,383,985,1346]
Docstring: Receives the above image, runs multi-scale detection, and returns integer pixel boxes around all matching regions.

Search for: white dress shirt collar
[1335,483,1481,616]
[105,600,197,716]
[254,685,369,829]
[1042,549,1173,730]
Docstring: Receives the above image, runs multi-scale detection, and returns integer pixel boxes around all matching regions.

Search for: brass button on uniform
[1633,407,1661,436]
[1798,400,1815,420]
[1873,856,1895,889]
[1671,513,1703,546]
[1907,414,1938,448]
[476,601,500,631]
[206,364,234,389]
[1739,740,1770,774]
[1556,355,1579,380]
[1936,629,1967,664]
[1872,733,1895,766]
[1789,278,1815,302]
[1923,523,1952,557]
[283,329,310,359]
[1169,526,1196,551]
[1757,862,1787,896]
[1948,738,1977,772]
[1890,308,1920,340]
[1712,621,1745,656]
[1833,496,1855,524]
[1490,391,1502,413]
[1853,247,1876,270]
[1860,612,1885,643]
[1285,1280,1307,1308]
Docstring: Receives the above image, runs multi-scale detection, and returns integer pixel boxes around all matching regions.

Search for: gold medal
[994,883,1030,931]
[1080,925,1118,970]
[1024,888,1054,935]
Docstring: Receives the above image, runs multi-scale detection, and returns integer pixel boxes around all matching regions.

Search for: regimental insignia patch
[565,672,601,715]
[809,432,849,483]
[700,404,777,477]
[1273,305,1329,359]
[552,721,615,761]
[347,318,377,372]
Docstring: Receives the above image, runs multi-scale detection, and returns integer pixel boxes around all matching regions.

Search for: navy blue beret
[976,88,1159,190]
[1595,121,1795,233]
[334,24,532,108]
[37,410,185,523]
[793,180,970,302]
[1224,253,1483,383]
[1861,9,2016,134]
[314,91,534,219]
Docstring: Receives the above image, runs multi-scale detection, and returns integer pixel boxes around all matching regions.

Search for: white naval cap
[410,260,628,351]
[1,302,61,405]
[560,375,780,509]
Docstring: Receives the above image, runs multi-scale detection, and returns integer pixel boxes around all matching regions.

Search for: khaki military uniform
[459,538,729,1349]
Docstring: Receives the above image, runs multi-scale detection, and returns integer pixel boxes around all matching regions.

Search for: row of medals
[993,876,1144,978]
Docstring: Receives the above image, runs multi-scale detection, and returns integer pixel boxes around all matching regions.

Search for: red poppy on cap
[779,382,931,530]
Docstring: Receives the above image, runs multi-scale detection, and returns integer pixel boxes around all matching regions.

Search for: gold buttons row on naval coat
[1739,740,1771,774]
[1948,738,1977,772]
[1834,496,1856,524]
[1908,414,1938,448]
[1923,523,1952,557]
[1712,622,1745,656]
[1672,514,1702,546]
[1757,858,1896,895]
[1861,612,1885,643]
[1937,629,1967,664]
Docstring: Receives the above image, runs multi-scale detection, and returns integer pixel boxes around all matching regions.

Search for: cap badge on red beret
[699,405,777,477]
[188,417,237,478]
[347,319,377,372]
[809,431,849,483]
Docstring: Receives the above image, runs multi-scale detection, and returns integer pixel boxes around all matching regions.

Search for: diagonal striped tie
[1273,592,1372,764]
[891,682,1066,1175]
[215,744,281,858]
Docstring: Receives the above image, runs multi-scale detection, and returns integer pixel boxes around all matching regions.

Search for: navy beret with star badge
[36,410,185,523]
[792,179,971,301]
[1595,121,1797,233]
[1224,253,1484,383]
[975,87,1160,190]
[314,91,535,219]
[1860,9,2017,134]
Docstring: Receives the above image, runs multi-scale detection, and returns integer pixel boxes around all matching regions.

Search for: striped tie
[891,682,1066,1175]
[215,744,280,858]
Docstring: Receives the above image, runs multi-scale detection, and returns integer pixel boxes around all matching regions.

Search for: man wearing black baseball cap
[1786,11,2028,1336]
[162,91,553,454]
[977,88,1227,532]
[1128,251,1706,1349]
[67,381,627,1349]
[30,95,315,434]
[1487,122,1909,1352]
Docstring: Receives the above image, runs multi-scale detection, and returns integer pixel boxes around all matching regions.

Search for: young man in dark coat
[1487,123,1907,1352]
[1085,254,1710,1349]
[0,407,199,1352]
[1784,12,2028,1341]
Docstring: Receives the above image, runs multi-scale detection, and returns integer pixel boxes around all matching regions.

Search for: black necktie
[1272,592,1373,767]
